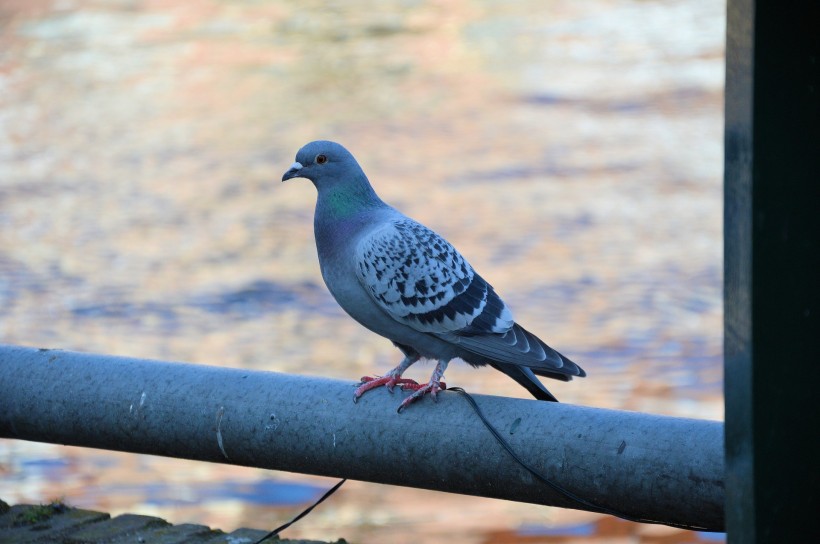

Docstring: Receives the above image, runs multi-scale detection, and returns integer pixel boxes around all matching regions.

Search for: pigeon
[282,140,585,411]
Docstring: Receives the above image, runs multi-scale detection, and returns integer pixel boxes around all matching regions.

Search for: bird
[282,140,585,412]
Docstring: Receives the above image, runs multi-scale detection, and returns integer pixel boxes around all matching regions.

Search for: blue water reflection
[124,479,325,508]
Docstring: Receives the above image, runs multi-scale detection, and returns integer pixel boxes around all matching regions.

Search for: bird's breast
[314,213,377,317]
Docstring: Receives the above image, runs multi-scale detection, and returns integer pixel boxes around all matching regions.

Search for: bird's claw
[396,381,445,413]
[353,373,446,412]
[397,380,446,392]
[353,375,421,402]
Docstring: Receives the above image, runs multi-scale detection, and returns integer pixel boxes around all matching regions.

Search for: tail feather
[438,322,585,402]
[443,323,585,379]
[491,363,559,402]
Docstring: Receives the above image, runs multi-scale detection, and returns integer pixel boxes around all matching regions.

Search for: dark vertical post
[723,0,754,539]
[724,1,820,542]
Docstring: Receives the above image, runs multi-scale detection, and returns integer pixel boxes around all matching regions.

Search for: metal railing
[0,344,724,531]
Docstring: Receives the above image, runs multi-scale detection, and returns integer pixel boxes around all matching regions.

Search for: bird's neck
[314,174,386,223]
[313,174,388,252]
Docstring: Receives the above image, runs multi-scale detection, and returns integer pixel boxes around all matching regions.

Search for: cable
[251,478,348,544]
[448,387,712,532]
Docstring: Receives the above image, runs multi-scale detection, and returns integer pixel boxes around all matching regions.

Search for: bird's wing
[356,218,584,378]
[355,218,514,335]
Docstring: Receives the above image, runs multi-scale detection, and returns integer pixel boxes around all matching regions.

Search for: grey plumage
[282,140,585,410]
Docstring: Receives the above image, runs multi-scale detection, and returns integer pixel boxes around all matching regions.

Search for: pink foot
[397,380,446,413]
[399,380,447,392]
[353,375,420,402]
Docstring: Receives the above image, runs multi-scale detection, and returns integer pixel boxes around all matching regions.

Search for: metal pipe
[0,344,724,530]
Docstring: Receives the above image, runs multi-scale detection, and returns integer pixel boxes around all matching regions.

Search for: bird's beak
[282,161,304,182]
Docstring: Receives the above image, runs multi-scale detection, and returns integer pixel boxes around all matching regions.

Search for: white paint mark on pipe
[216,405,229,461]
[131,391,147,417]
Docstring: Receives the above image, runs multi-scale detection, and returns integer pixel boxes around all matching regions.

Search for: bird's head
[281,140,363,189]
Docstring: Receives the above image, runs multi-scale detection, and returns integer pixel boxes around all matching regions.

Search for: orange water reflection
[1,0,725,541]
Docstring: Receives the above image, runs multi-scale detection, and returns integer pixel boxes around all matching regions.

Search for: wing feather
[356,219,513,334]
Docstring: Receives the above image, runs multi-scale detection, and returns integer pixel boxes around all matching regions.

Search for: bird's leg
[397,359,449,413]
[353,353,420,402]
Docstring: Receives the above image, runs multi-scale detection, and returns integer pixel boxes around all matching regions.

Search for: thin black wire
[251,478,347,544]
[448,387,712,532]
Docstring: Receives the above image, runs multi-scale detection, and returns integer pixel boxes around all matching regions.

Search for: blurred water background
[0,0,725,542]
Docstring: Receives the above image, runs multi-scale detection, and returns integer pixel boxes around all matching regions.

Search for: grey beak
[282,161,304,181]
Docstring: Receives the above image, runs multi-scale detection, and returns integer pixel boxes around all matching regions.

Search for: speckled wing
[355,219,515,335]
[356,218,585,378]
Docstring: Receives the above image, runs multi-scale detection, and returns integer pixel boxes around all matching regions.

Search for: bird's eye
[315,154,328,164]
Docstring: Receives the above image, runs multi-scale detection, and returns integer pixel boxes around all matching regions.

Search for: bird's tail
[491,363,559,402]
[447,323,586,379]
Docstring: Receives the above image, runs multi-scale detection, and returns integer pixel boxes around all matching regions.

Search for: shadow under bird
[282,140,585,411]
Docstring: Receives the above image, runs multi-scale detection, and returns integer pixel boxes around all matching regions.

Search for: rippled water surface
[1,0,725,541]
